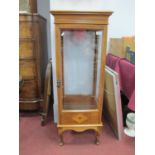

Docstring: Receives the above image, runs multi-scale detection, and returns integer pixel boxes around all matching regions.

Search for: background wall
[51,0,135,38]
[38,0,135,122]
[37,0,51,58]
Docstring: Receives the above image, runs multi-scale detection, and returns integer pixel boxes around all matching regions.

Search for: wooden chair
[40,59,52,126]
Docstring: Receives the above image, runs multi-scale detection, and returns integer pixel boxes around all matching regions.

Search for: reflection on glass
[61,30,103,110]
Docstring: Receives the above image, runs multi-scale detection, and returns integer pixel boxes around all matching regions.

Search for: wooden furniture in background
[50,10,113,145]
[109,36,135,58]
[40,60,52,126]
[19,13,48,111]
[19,0,37,13]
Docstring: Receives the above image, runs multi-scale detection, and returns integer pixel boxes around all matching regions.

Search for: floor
[19,115,135,155]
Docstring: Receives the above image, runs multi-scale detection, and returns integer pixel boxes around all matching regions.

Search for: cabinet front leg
[95,127,102,145]
[95,132,100,145]
[58,129,64,146]
[59,134,64,146]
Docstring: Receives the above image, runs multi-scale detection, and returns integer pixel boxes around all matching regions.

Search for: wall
[51,0,135,38]
[50,0,135,122]
[37,0,51,58]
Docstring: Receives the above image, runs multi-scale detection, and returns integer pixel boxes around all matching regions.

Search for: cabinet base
[57,124,103,145]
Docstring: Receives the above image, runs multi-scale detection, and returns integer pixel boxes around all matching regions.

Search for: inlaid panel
[60,111,99,125]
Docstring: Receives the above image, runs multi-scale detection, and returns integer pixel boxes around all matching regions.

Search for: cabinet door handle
[57,80,61,88]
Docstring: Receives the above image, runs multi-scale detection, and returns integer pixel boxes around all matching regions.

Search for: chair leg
[40,113,46,126]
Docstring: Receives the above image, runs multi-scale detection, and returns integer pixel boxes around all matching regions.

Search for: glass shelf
[63,95,97,110]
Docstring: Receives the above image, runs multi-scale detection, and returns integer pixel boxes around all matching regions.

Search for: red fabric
[106,54,135,111]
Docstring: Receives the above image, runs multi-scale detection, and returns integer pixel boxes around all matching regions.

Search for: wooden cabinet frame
[50,10,113,145]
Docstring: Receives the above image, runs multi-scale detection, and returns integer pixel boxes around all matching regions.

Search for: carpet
[19,115,134,155]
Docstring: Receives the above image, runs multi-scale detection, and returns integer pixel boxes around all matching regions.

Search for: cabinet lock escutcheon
[57,80,61,88]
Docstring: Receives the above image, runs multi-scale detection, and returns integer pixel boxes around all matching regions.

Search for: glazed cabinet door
[55,26,107,115]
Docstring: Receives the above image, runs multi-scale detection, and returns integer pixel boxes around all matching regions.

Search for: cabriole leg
[58,129,64,146]
[95,131,100,145]
[95,127,102,145]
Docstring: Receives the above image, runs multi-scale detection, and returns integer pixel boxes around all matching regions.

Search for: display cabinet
[50,10,113,145]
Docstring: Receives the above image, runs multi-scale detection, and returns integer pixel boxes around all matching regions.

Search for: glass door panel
[61,30,103,110]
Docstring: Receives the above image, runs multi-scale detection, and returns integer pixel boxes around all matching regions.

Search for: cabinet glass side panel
[61,30,103,110]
